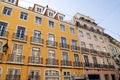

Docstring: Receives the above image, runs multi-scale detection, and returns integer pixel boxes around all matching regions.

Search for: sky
[19,0,120,41]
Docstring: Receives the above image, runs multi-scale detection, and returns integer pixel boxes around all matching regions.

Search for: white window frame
[60,24,65,31]
[20,12,28,20]
[63,71,71,80]
[48,20,54,28]
[0,67,2,79]
[70,27,74,34]
[2,7,12,16]
[28,69,40,80]
[35,16,42,24]
[79,30,84,37]
[86,33,91,39]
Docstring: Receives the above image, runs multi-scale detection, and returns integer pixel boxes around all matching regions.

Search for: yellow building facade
[0,0,84,80]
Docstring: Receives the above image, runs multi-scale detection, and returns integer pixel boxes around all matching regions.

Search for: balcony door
[6,68,20,80]
[48,50,55,64]
[72,40,77,46]
[33,30,41,43]
[28,70,40,80]
[12,44,23,62]
[48,34,55,46]
[93,57,98,66]
[74,54,79,62]
[61,37,67,47]
[84,55,89,66]
[16,26,25,39]
[0,21,7,36]
[62,52,68,66]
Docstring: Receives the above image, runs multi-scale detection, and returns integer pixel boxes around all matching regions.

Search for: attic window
[59,16,63,21]
[48,12,53,17]
[36,7,42,13]
[8,0,14,3]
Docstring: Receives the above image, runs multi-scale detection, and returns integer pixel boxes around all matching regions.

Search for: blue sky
[19,0,120,41]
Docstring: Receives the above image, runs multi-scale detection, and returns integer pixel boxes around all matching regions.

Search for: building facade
[0,0,119,80]
[72,13,118,80]
[106,34,120,79]
[0,0,85,80]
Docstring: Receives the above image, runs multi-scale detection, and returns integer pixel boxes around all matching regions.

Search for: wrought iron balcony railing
[61,60,72,66]
[60,43,70,49]
[46,58,59,65]
[81,47,89,54]
[30,37,44,45]
[0,30,8,38]
[6,75,20,80]
[7,54,25,63]
[28,75,40,80]
[28,56,43,64]
[12,33,27,41]
[71,45,80,51]
[46,40,58,47]
[73,61,83,67]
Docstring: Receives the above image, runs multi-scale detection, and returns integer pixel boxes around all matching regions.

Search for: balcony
[109,65,115,69]
[105,53,111,57]
[46,40,58,48]
[0,53,3,61]
[7,54,25,63]
[84,62,90,67]
[60,43,70,50]
[28,56,43,65]
[30,37,44,45]
[6,75,20,80]
[12,33,27,42]
[46,58,59,66]
[81,47,89,54]
[102,64,109,69]
[0,30,9,39]
[28,75,40,80]
[90,49,97,55]
[61,60,72,67]
[71,45,80,51]
[73,61,83,68]
[98,51,105,56]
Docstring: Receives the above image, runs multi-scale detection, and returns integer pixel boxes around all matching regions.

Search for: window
[111,74,116,80]
[103,47,107,52]
[0,67,2,79]
[12,44,23,54]
[100,37,104,43]
[60,24,65,31]
[89,44,94,49]
[74,54,79,62]
[48,50,55,59]
[61,37,67,48]
[107,58,111,65]
[6,68,21,80]
[28,69,40,80]
[86,33,91,39]
[45,70,59,80]
[32,47,40,57]
[63,71,71,80]
[93,57,97,65]
[36,7,42,13]
[94,35,98,41]
[0,21,8,37]
[20,12,28,20]
[0,41,3,52]
[33,30,41,43]
[59,16,63,21]
[35,16,42,24]
[49,20,54,28]
[62,52,68,60]
[79,30,83,37]
[72,40,77,46]
[96,45,101,51]
[81,41,86,48]
[100,58,104,64]
[104,74,109,80]
[16,26,25,39]
[70,27,74,34]
[2,7,12,15]
[84,55,89,66]
[48,12,53,17]
[8,0,14,3]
